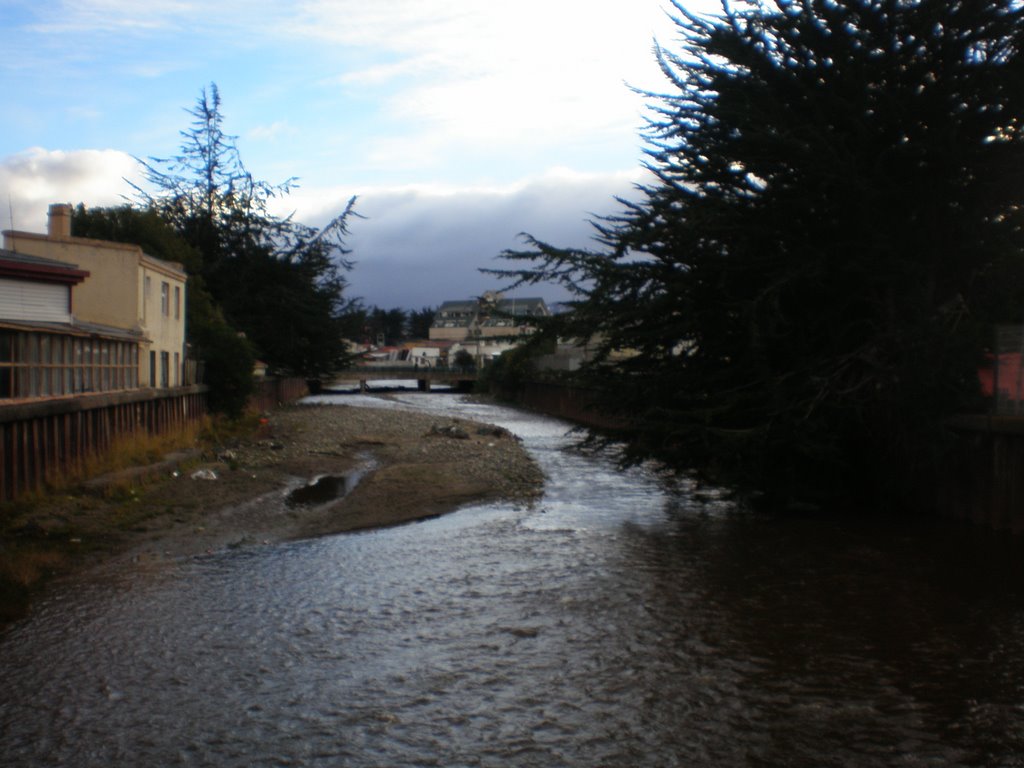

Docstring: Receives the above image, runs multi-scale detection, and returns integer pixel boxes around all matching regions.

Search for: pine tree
[495,0,1024,509]
[132,84,358,380]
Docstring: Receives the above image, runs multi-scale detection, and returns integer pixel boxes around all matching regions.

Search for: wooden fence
[0,385,207,502]
[247,377,310,414]
[933,415,1024,533]
[500,380,631,431]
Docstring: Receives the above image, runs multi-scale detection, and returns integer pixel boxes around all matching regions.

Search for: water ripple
[2,393,1024,766]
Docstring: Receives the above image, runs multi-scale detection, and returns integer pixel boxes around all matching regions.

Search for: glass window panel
[0,333,12,363]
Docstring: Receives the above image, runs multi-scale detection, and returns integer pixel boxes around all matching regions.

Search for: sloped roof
[432,297,549,328]
[0,318,146,343]
[0,249,89,284]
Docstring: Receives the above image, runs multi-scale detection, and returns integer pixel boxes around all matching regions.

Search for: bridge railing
[343,364,478,377]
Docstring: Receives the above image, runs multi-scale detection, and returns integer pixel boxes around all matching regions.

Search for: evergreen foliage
[71,204,255,417]
[493,0,1024,509]
[340,305,437,346]
[407,307,438,340]
[131,84,358,380]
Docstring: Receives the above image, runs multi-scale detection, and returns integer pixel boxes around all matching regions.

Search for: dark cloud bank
[341,170,645,309]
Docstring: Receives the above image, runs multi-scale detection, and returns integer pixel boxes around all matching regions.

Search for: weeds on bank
[0,418,216,623]
[0,546,68,622]
[0,412,269,624]
[0,545,66,589]
[199,412,264,447]
[70,423,205,487]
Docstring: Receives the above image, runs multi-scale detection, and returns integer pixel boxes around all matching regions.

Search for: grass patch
[0,544,70,623]
[0,546,67,588]
[0,412,267,625]
[27,421,208,501]
[198,412,264,446]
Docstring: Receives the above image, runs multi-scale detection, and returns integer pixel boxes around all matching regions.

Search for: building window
[173,352,180,386]
[149,351,156,387]
[144,276,151,320]
[161,282,169,316]
[174,285,181,320]
[160,351,170,388]
[0,331,139,398]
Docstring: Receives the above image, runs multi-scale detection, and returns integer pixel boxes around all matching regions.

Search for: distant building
[3,204,188,389]
[429,292,549,342]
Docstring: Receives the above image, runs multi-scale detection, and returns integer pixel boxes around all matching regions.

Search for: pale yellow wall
[429,326,468,341]
[3,233,139,329]
[429,324,536,342]
[2,230,188,388]
[139,257,187,386]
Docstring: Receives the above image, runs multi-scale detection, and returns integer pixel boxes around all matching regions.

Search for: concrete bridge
[331,364,479,392]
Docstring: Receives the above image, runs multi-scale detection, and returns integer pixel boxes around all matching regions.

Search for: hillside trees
[132,84,358,382]
[340,305,438,346]
[495,0,1024,508]
[407,307,437,340]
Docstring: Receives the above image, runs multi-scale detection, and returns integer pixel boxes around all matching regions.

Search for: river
[2,392,1024,766]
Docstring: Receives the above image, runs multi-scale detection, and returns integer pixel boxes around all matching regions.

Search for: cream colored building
[429,293,550,342]
[2,204,188,388]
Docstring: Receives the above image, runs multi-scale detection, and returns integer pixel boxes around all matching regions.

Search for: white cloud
[290,0,684,161]
[0,148,143,233]
[26,0,201,35]
[1,151,651,309]
[248,121,298,142]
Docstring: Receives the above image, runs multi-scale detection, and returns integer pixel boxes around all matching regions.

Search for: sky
[0,0,722,309]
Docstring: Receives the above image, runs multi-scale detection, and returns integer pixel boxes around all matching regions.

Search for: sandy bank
[0,400,545,620]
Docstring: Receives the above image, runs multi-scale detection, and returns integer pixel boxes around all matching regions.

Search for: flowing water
[2,392,1024,767]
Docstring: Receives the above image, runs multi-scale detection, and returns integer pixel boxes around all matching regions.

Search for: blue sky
[1,0,720,308]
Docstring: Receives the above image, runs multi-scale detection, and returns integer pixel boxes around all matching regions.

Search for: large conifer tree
[133,84,358,380]
[496,0,1024,508]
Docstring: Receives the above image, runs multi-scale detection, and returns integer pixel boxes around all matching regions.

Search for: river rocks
[475,425,516,440]
[217,401,545,519]
[427,423,470,439]
[11,400,543,572]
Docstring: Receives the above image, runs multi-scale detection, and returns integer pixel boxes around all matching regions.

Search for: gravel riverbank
[0,400,545,621]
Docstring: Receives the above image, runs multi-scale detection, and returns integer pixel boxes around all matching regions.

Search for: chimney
[47,203,73,239]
